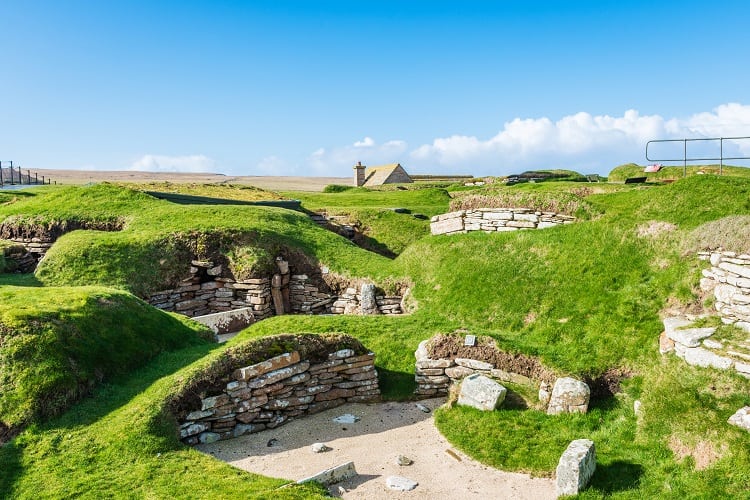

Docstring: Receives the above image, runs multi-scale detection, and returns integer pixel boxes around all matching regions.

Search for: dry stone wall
[699,251,750,332]
[148,261,272,319]
[179,348,379,445]
[149,261,404,320]
[430,208,575,236]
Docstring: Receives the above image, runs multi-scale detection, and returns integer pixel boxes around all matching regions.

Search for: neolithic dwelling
[353,162,413,187]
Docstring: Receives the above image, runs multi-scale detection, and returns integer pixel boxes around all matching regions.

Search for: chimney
[353,161,366,187]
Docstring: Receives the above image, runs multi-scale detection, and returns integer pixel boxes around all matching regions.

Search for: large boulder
[457,373,507,411]
[556,439,596,496]
[547,377,590,415]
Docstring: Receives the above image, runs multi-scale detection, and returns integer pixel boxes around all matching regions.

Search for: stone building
[353,162,413,187]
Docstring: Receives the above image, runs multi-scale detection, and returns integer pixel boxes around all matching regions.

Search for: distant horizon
[2,1,749,177]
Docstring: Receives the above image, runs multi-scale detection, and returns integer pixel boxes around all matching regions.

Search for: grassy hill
[2,175,750,497]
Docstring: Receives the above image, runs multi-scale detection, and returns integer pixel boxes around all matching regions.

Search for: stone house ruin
[353,162,413,187]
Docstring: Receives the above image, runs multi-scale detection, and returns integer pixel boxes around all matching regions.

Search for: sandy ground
[31,169,349,192]
[197,398,555,499]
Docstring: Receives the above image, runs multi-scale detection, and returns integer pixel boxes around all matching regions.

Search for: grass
[608,163,750,182]
[2,175,750,497]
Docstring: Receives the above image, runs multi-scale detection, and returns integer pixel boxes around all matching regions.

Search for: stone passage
[699,251,750,332]
[430,208,575,236]
[179,347,380,445]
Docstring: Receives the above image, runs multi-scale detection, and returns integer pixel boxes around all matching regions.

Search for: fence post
[0,162,4,187]
[720,138,724,175]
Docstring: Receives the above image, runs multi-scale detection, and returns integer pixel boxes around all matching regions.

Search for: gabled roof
[363,163,407,186]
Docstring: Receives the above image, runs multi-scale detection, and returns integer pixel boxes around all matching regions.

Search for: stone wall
[430,208,575,236]
[149,260,405,320]
[1,243,36,273]
[148,261,273,319]
[413,339,540,397]
[699,251,750,332]
[178,348,379,445]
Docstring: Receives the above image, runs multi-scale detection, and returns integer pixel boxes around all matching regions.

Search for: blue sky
[2,1,750,177]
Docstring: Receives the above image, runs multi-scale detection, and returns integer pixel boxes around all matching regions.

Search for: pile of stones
[699,251,750,332]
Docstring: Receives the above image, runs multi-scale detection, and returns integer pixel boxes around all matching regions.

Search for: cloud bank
[130,154,216,173]
[300,103,750,176]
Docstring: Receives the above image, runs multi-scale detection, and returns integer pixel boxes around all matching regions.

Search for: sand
[196,398,555,499]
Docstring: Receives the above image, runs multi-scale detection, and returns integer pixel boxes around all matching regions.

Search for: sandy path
[197,398,555,499]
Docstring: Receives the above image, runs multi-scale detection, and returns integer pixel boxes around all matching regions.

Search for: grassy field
[2,169,750,498]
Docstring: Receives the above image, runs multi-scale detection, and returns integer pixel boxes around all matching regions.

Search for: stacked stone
[9,236,54,258]
[699,251,750,332]
[328,285,404,315]
[660,316,750,378]
[430,208,575,236]
[179,349,380,445]
[289,274,335,313]
[413,340,536,397]
[1,243,36,273]
[147,262,272,319]
[233,278,273,319]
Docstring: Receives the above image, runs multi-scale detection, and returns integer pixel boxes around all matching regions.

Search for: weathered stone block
[457,373,507,411]
[431,216,464,235]
[455,358,493,371]
[728,406,750,432]
[416,358,454,369]
[297,461,357,486]
[246,361,311,389]
[547,377,590,415]
[682,347,733,370]
[556,439,596,496]
[445,365,474,379]
[234,351,301,381]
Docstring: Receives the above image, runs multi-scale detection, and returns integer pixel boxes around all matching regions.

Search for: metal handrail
[646,136,750,177]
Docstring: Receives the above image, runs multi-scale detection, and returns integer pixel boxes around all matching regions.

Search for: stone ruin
[146,256,408,333]
[174,334,379,445]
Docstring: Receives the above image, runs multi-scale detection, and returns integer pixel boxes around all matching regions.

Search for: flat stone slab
[457,373,507,411]
[193,307,255,334]
[556,439,596,497]
[297,461,357,486]
[728,407,750,432]
[386,475,419,491]
[667,326,717,348]
[333,413,360,424]
[681,347,733,370]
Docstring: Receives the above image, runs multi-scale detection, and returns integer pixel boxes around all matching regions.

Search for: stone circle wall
[430,208,575,236]
[699,251,750,331]
[179,348,379,445]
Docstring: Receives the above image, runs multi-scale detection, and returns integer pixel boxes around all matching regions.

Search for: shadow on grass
[376,367,416,400]
[0,341,219,494]
[0,274,43,287]
[589,460,644,494]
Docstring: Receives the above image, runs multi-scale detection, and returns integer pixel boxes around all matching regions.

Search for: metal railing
[646,136,750,177]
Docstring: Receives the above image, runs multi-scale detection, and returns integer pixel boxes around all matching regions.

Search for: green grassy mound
[0,286,210,440]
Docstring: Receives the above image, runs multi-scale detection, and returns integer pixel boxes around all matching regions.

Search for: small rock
[415,403,431,413]
[333,414,360,424]
[337,486,347,494]
[386,476,418,491]
[396,455,413,466]
[634,400,642,416]
[267,438,279,447]
[312,442,331,453]
[728,406,750,432]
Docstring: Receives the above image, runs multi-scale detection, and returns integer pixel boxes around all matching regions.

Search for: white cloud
[307,137,409,174]
[130,154,216,173]
[408,103,750,175]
